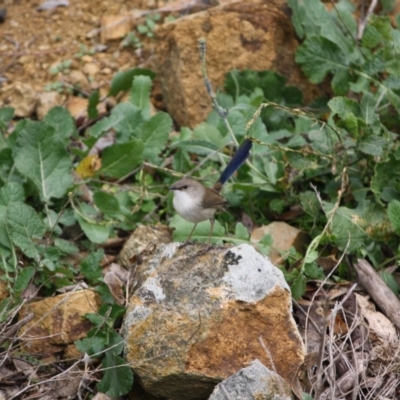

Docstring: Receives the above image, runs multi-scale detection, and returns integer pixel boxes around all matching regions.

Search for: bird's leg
[186,223,198,243]
[207,218,215,247]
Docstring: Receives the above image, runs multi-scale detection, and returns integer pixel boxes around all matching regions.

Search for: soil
[0,0,165,115]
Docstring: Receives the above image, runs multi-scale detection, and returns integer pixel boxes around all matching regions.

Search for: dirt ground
[0,0,175,116]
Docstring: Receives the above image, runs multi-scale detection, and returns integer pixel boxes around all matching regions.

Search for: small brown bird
[169,139,252,245]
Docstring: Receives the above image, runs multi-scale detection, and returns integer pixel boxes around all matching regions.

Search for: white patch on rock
[124,305,151,326]
[142,277,166,302]
[223,244,289,303]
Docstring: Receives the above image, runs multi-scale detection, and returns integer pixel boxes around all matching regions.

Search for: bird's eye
[182,185,188,189]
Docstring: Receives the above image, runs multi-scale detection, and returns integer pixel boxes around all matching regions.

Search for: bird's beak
[169,185,176,190]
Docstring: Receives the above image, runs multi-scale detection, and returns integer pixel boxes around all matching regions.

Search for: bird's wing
[201,188,228,209]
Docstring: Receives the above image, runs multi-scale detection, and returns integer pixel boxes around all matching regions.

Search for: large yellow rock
[154,0,323,128]
[18,290,101,357]
[123,243,305,399]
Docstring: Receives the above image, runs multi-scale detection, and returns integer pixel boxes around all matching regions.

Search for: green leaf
[388,200,400,235]
[170,215,225,244]
[99,139,144,178]
[76,215,110,244]
[172,140,223,161]
[43,107,76,143]
[15,266,35,296]
[13,121,73,203]
[326,202,373,253]
[130,75,152,119]
[112,103,143,143]
[0,205,12,253]
[193,123,225,148]
[296,36,346,84]
[0,182,25,206]
[291,274,306,300]
[94,191,123,219]
[0,107,14,132]
[109,68,155,96]
[54,238,79,254]
[80,249,104,283]
[97,352,134,397]
[88,90,100,119]
[234,223,249,240]
[136,112,172,163]
[380,270,399,296]
[6,202,47,260]
[358,136,385,156]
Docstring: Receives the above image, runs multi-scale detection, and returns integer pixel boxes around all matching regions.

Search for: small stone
[5,82,37,117]
[100,15,132,43]
[81,55,93,63]
[36,91,64,120]
[68,69,88,88]
[100,67,112,75]
[66,96,88,119]
[83,62,100,77]
[251,221,308,265]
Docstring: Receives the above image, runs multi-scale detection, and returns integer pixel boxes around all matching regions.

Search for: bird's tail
[213,138,252,192]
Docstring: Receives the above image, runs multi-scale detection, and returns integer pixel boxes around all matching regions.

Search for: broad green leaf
[172,140,224,162]
[234,223,249,240]
[325,202,373,253]
[93,191,124,220]
[97,352,134,397]
[0,182,25,206]
[360,92,379,125]
[112,103,143,143]
[89,103,142,140]
[43,107,76,143]
[358,136,385,156]
[328,96,360,117]
[193,123,225,149]
[291,274,306,300]
[14,266,35,295]
[54,238,79,254]
[0,107,14,133]
[76,216,110,244]
[109,68,155,96]
[136,112,172,163]
[6,202,47,260]
[99,139,144,178]
[170,215,225,244]
[80,249,104,283]
[130,75,152,119]
[388,200,400,235]
[13,121,73,203]
[0,205,12,252]
[296,36,346,84]
[75,333,108,356]
[371,155,400,202]
[88,90,100,119]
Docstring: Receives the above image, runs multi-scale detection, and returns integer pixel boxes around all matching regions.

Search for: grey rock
[209,360,292,400]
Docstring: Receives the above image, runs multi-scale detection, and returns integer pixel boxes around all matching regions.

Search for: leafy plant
[167,0,400,298]
[0,68,170,396]
[137,13,162,38]
[48,59,72,75]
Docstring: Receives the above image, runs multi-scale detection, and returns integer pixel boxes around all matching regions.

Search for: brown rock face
[18,290,101,357]
[123,243,305,400]
[154,0,321,128]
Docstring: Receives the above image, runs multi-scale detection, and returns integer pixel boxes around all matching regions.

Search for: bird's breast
[173,191,216,223]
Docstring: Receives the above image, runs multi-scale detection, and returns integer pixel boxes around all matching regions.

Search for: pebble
[83,62,100,76]
[100,67,112,75]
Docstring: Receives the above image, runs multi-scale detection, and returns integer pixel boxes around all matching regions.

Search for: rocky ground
[0,0,185,119]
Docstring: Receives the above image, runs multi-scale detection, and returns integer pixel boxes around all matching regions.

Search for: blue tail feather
[217,139,252,185]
